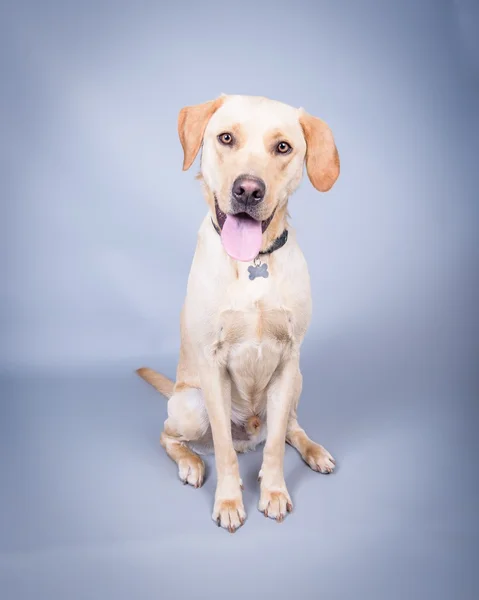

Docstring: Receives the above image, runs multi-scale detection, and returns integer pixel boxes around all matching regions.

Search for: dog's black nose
[232,176,266,206]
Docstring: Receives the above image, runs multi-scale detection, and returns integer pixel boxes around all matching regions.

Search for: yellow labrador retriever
[137,94,339,532]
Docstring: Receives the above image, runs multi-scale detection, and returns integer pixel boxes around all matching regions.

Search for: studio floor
[1,343,476,600]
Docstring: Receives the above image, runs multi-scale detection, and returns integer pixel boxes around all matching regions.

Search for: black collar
[211,218,289,256]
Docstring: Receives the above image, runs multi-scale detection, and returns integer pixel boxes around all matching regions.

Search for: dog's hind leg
[285,372,336,474]
[286,420,336,474]
[160,386,210,487]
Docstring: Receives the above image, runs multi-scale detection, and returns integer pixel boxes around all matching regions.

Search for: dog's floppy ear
[178,97,224,171]
[299,109,340,192]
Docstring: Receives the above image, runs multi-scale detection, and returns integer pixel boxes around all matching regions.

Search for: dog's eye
[218,132,234,145]
[276,141,292,154]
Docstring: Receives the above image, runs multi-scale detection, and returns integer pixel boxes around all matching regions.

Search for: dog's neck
[198,175,289,254]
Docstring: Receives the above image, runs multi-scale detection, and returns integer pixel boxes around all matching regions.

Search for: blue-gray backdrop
[1,1,478,599]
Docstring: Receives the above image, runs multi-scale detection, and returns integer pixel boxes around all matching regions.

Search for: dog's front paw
[304,443,336,474]
[258,486,293,522]
[213,496,246,533]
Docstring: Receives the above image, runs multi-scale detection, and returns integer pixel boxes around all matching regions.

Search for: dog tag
[248,258,269,280]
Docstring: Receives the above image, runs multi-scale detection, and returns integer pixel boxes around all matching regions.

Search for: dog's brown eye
[218,133,234,145]
[276,141,292,154]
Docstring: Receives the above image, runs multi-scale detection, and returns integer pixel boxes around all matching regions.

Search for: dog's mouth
[214,196,276,262]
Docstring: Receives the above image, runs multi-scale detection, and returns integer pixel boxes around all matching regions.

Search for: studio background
[1,1,478,599]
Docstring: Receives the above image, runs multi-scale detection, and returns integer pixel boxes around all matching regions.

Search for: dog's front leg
[258,357,298,521]
[199,361,245,532]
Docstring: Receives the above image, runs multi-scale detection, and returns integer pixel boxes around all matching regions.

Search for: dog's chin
[214,196,276,234]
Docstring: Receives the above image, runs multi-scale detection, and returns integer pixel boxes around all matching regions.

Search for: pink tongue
[221,214,262,262]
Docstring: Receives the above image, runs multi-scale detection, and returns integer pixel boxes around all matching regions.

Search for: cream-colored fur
[137,94,339,532]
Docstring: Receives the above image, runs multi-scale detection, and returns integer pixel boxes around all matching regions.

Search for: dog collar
[211,218,288,280]
[210,218,289,256]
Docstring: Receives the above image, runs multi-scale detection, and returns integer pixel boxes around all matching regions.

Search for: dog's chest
[211,294,294,414]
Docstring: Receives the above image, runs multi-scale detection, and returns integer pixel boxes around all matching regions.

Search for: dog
[137,94,340,532]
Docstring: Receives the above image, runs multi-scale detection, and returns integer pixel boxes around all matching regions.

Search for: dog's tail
[136,367,174,399]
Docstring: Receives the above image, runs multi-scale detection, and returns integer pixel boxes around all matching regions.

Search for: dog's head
[178,94,339,261]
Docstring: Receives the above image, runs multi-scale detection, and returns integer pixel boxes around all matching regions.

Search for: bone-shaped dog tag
[248,261,269,280]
